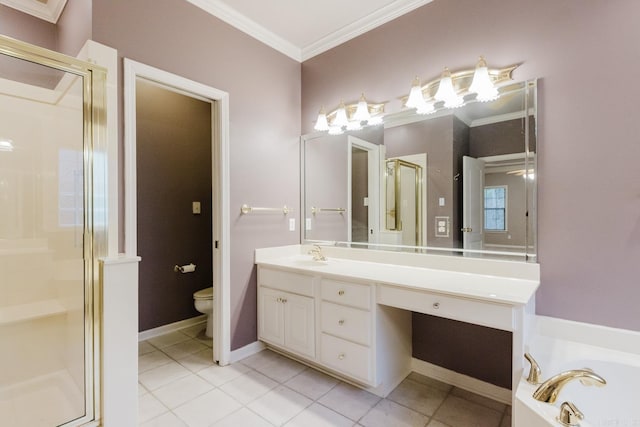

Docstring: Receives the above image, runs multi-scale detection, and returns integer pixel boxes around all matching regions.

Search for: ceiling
[1,0,433,62]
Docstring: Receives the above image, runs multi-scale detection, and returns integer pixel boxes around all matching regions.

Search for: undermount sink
[290,255,330,267]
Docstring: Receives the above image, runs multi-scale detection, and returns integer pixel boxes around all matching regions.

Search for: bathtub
[515,317,640,426]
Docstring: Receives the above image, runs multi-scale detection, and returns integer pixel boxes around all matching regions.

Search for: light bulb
[469,56,499,102]
[405,77,426,109]
[353,93,371,122]
[313,107,329,131]
[435,67,463,108]
[333,101,349,128]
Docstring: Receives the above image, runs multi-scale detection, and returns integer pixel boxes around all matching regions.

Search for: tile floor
[138,325,511,427]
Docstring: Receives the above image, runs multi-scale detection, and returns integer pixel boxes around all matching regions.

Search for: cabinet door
[258,287,284,346]
[283,293,315,358]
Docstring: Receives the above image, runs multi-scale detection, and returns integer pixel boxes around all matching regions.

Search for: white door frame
[347,136,381,245]
[123,59,231,366]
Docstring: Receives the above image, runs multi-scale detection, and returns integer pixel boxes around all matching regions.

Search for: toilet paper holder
[174,263,196,273]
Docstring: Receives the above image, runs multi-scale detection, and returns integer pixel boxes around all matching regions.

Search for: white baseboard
[229,340,266,363]
[138,315,207,341]
[411,358,511,405]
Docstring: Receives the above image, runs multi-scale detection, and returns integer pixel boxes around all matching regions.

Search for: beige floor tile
[152,374,215,409]
[197,362,250,387]
[139,361,192,391]
[360,399,429,427]
[248,385,313,425]
[254,354,307,383]
[387,378,448,416]
[450,387,507,413]
[432,395,502,427]
[406,373,453,393]
[140,411,187,427]
[317,382,380,421]
[213,407,274,426]
[285,403,354,427]
[426,420,450,427]
[161,340,209,360]
[140,351,173,373]
[180,323,207,338]
[177,348,215,373]
[148,331,191,349]
[219,370,278,404]
[138,393,168,423]
[285,368,339,400]
[139,341,156,355]
[173,389,241,427]
[240,349,283,370]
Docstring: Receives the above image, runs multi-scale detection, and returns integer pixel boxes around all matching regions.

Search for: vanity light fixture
[469,56,499,102]
[400,58,519,114]
[434,67,464,108]
[313,95,386,134]
[0,139,14,152]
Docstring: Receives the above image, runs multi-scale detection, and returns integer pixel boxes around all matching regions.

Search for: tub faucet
[524,352,541,384]
[308,245,327,261]
[532,368,606,404]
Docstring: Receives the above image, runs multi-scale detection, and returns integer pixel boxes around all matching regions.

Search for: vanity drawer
[320,302,371,346]
[259,268,314,297]
[320,333,373,384]
[321,279,371,310]
[377,285,514,331]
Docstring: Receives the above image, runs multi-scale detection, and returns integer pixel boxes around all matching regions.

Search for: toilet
[193,287,214,338]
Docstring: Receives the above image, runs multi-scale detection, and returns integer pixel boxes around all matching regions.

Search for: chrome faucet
[533,368,606,404]
[308,245,327,261]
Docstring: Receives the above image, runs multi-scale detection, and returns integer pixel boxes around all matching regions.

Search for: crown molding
[185,0,302,61]
[0,0,67,23]
[301,0,433,61]
[185,0,433,63]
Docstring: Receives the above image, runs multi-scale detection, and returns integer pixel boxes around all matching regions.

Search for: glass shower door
[0,51,93,426]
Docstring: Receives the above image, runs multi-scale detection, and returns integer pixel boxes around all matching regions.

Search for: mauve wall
[92,0,301,349]
[56,0,92,57]
[302,0,640,332]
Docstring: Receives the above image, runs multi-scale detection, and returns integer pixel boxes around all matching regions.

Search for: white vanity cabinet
[258,268,315,359]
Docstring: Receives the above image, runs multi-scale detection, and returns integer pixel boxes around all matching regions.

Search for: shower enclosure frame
[0,34,108,426]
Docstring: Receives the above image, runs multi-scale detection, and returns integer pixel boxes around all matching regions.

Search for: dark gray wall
[469,118,536,158]
[412,314,512,389]
[136,79,212,331]
[452,116,470,247]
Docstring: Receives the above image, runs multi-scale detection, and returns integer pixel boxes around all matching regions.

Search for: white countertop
[255,246,539,306]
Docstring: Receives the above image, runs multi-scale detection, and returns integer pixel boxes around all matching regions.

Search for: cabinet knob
[282,298,287,303]
[433,302,440,309]
[338,353,345,360]
[338,319,345,326]
[338,290,345,296]
[277,297,282,303]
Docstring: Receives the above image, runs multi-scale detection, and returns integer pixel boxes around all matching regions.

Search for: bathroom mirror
[301,80,537,261]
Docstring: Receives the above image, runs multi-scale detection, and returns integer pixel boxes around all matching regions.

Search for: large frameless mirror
[301,80,537,261]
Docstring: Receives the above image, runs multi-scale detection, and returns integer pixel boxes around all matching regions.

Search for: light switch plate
[289,218,295,231]
[435,216,450,237]
[192,201,201,214]
[305,218,312,230]
[439,197,445,207]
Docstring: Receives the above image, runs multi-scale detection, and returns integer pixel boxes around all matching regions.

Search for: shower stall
[0,35,106,426]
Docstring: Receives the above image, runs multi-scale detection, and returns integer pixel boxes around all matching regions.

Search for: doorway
[124,60,230,365]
